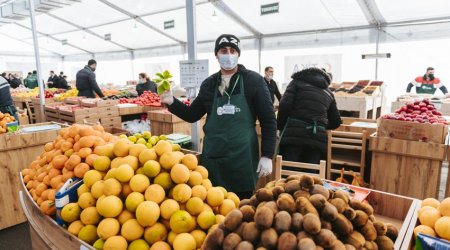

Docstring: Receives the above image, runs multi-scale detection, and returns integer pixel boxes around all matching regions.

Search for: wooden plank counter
[369,135,446,199]
[0,123,63,230]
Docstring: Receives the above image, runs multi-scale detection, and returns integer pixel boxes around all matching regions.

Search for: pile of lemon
[60,138,239,250]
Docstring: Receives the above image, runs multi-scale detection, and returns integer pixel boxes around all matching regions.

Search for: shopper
[136,73,157,96]
[58,75,70,90]
[9,74,21,89]
[47,71,59,88]
[277,67,342,164]
[24,70,38,89]
[406,67,448,95]
[0,75,18,121]
[160,34,276,199]
[76,59,104,98]
[263,66,281,103]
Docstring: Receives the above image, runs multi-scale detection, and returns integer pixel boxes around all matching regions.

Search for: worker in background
[47,70,59,88]
[24,70,38,89]
[58,75,70,90]
[136,73,157,96]
[0,75,18,121]
[76,59,104,98]
[160,34,277,199]
[263,66,282,103]
[277,67,341,164]
[406,67,448,95]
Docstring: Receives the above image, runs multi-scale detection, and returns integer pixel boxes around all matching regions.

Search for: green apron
[200,74,259,192]
[416,84,437,94]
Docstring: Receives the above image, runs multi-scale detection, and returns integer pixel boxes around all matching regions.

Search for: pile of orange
[0,112,16,133]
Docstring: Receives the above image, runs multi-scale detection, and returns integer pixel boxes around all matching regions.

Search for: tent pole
[258,37,262,73]
[375,27,380,80]
[185,0,201,152]
[130,51,135,80]
[28,0,45,122]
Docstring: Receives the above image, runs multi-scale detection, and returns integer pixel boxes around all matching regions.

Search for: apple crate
[377,118,448,144]
[98,110,119,119]
[98,106,119,113]
[58,106,95,117]
[59,113,99,124]
[80,99,119,107]
[100,116,121,125]
[63,97,85,105]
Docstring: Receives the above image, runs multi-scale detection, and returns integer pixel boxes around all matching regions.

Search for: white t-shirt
[219,74,233,95]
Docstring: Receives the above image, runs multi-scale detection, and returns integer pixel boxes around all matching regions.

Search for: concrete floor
[0,222,32,250]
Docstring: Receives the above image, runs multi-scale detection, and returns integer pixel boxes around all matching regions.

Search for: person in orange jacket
[406,67,448,95]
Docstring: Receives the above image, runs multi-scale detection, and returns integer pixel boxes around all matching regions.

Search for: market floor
[0,222,31,250]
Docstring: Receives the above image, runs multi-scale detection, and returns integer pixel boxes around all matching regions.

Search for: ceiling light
[82,30,87,42]
[133,19,138,32]
[212,10,218,22]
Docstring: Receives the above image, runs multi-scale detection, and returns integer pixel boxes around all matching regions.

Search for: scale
[167,133,192,149]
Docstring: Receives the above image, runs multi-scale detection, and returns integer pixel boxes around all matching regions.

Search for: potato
[312,175,324,185]
[265,180,276,189]
[202,227,225,250]
[334,190,350,204]
[310,184,330,199]
[255,206,274,229]
[297,238,316,250]
[239,199,252,208]
[361,221,377,241]
[296,197,319,216]
[320,218,332,230]
[257,202,267,210]
[277,232,297,250]
[297,231,312,241]
[287,175,302,182]
[242,222,261,244]
[265,201,279,215]
[322,202,338,221]
[332,214,353,236]
[314,229,337,248]
[271,186,285,199]
[352,210,369,227]
[369,214,376,222]
[277,193,296,214]
[349,199,374,215]
[343,231,366,249]
[343,207,356,221]
[373,221,387,236]
[261,228,278,249]
[240,205,256,222]
[364,241,379,250]
[291,213,303,233]
[224,209,243,231]
[330,198,347,213]
[303,213,321,235]
[329,240,346,250]
[284,180,301,194]
[236,222,248,238]
[275,179,286,187]
[293,190,311,200]
[256,188,273,202]
[385,223,398,241]
[236,241,255,250]
[274,211,291,234]
[249,195,259,207]
[256,248,268,250]
[375,236,394,250]
[223,233,242,250]
[299,175,314,190]
[344,244,356,250]
[309,194,327,211]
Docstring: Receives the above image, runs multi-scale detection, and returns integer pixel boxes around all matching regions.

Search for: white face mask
[138,79,143,84]
[218,54,239,70]
[268,75,273,80]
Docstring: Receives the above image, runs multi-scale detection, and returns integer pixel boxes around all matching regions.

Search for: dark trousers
[280,145,322,164]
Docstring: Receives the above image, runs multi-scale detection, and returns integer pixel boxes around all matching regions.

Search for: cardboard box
[377,118,448,144]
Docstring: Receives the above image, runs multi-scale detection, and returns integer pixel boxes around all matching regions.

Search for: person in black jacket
[58,75,70,90]
[76,59,104,98]
[160,34,277,199]
[47,71,59,88]
[277,67,342,164]
[136,73,157,96]
[0,76,18,121]
[9,74,21,89]
[263,66,281,103]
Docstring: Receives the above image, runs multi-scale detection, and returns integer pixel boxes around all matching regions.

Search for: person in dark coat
[160,34,277,199]
[0,76,18,121]
[58,75,70,89]
[136,73,157,96]
[76,59,104,98]
[47,71,59,88]
[277,67,342,164]
[263,66,281,103]
[9,74,21,89]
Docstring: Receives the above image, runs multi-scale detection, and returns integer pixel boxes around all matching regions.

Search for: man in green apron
[406,67,448,95]
[161,34,277,199]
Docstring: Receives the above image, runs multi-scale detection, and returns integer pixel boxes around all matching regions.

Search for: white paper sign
[180,59,209,88]
[284,54,343,83]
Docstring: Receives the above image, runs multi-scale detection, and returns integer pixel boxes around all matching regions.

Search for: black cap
[427,67,434,71]
[88,59,97,66]
[214,34,240,55]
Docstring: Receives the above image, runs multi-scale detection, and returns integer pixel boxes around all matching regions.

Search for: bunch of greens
[154,70,173,95]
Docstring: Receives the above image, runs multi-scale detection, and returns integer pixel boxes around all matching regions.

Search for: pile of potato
[202,175,398,250]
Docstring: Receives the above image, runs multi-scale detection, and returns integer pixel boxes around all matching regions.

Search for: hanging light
[133,18,139,32]
[82,30,87,42]
[212,10,218,22]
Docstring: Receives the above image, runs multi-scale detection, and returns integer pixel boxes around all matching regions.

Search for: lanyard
[223,74,240,103]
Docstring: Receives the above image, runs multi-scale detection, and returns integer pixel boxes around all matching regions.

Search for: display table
[335,95,382,119]
[0,122,64,230]
[369,135,446,199]
[147,110,206,139]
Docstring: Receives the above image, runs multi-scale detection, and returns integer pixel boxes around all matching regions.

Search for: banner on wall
[284,54,343,83]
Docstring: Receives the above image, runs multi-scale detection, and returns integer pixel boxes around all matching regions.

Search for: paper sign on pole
[179,59,209,88]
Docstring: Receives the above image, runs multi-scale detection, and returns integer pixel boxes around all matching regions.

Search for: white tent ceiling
[0,0,450,59]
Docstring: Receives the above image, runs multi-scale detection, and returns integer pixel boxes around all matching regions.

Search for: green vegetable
[154,70,173,95]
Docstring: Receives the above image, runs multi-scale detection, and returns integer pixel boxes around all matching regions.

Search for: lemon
[61,203,81,223]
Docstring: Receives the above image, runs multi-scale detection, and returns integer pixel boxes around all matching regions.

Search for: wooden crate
[80,99,118,107]
[370,135,446,199]
[98,110,120,118]
[335,117,377,135]
[377,118,448,144]
[118,106,145,115]
[100,116,121,125]
[0,122,64,230]
[104,127,129,136]
[335,95,375,119]
[58,107,95,117]
[59,113,99,124]
[98,106,119,113]
[148,110,206,138]
[63,97,85,105]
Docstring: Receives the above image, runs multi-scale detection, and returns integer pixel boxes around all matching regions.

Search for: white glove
[160,89,174,105]
[257,157,273,177]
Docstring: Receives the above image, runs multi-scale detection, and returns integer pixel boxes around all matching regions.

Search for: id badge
[222,104,235,115]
